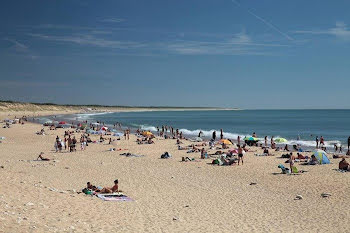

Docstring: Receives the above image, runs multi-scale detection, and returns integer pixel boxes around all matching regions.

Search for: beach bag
[212,159,219,165]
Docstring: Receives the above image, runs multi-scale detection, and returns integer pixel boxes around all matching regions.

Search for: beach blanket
[97,193,134,202]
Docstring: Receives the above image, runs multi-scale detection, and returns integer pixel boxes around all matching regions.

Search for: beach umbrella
[312,150,330,164]
[244,136,258,141]
[219,139,232,145]
[142,131,153,137]
[101,126,108,131]
[58,121,66,125]
[275,138,288,143]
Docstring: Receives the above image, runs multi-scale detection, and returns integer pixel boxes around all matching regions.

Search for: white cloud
[229,31,252,44]
[1,80,68,88]
[100,18,125,23]
[166,40,273,55]
[28,33,144,49]
[294,21,350,40]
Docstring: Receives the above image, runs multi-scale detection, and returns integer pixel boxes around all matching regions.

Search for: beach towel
[97,193,134,202]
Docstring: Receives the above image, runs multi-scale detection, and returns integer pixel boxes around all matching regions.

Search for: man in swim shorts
[238,145,244,165]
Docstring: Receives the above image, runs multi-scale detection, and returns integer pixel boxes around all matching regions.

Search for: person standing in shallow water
[315,136,319,149]
[220,129,223,140]
[348,136,350,150]
[320,136,325,147]
[212,131,216,141]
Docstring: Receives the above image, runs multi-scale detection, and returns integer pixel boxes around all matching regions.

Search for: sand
[0,116,349,233]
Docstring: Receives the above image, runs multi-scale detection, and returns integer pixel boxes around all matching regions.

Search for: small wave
[75,112,113,119]
[286,140,342,148]
[139,125,158,132]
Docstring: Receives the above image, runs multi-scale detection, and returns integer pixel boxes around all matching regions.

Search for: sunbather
[87,182,100,192]
[339,158,350,171]
[297,152,306,159]
[37,152,50,161]
[100,179,119,193]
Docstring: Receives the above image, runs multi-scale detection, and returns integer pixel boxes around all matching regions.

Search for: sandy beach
[0,113,349,233]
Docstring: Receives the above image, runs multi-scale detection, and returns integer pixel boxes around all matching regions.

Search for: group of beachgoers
[54,131,93,152]
[83,179,120,195]
[2,116,27,128]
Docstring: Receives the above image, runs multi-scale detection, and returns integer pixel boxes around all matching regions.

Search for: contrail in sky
[232,0,294,41]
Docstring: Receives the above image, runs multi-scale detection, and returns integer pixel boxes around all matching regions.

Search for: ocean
[38,109,350,149]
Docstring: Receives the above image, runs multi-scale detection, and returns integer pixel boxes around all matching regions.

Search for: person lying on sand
[37,152,50,161]
[100,179,120,193]
[339,158,350,171]
[182,156,195,162]
[221,155,236,166]
[297,152,306,159]
[147,138,154,144]
[87,182,101,192]
[178,145,187,150]
[333,154,350,159]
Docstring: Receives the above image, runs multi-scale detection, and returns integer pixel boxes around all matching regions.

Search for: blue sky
[1,0,350,109]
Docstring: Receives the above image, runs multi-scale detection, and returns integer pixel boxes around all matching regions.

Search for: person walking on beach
[67,136,72,152]
[264,136,267,147]
[237,136,241,146]
[198,130,203,138]
[315,136,319,149]
[320,136,325,147]
[220,129,223,140]
[237,145,244,165]
[212,131,216,141]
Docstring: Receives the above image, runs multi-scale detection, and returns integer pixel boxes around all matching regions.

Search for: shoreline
[32,111,347,153]
[0,113,349,232]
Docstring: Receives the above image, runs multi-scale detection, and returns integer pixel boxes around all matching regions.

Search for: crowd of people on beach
[2,115,350,200]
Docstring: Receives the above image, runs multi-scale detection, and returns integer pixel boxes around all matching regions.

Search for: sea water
[39,109,350,149]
